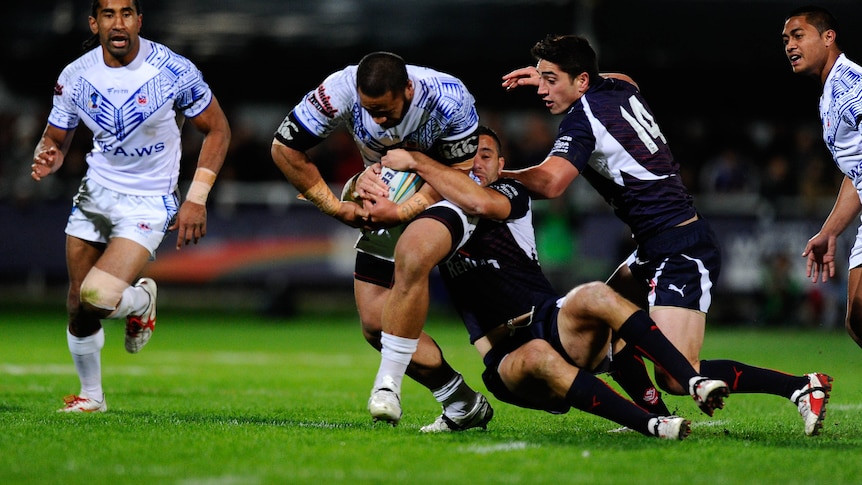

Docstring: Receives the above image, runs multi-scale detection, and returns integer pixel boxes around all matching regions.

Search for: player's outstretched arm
[383,149,509,219]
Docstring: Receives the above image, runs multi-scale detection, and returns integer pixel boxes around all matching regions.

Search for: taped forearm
[303,179,341,216]
[186,167,217,205]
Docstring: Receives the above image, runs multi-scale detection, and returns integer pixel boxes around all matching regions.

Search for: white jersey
[48,38,213,196]
[275,63,479,261]
[279,64,479,167]
[820,53,862,202]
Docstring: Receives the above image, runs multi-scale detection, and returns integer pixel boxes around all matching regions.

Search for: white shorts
[65,177,179,258]
[850,220,862,270]
[354,224,407,262]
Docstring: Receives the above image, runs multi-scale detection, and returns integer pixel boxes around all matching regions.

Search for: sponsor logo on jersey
[443,255,500,278]
[308,84,337,118]
[551,135,572,154]
[96,140,166,157]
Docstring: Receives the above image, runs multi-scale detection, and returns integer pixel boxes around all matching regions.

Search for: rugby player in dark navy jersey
[501,34,832,436]
[380,126,731,439]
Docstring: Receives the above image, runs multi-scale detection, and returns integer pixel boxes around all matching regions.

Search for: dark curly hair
[530,34,600,84]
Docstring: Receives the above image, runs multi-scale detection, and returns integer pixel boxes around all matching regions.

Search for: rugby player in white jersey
[501,34,831,435]
[787,6,862,351]
[270,52,493,431]
[31,0,231,412]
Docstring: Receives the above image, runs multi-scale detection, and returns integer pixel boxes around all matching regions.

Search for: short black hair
[356,52,409,97]
[786,5,841,49]
[530,34,600,84]
[91,0,142,17]
[475,125,502,155]
[83,0,143,51]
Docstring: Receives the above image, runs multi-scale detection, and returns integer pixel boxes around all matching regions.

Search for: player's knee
[516,340,558,378]
[395,250,434,279]
[566,281,617,313]
[79,268,128,313]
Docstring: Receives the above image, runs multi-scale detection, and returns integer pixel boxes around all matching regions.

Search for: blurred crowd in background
[0,93,845,329]
[0,100,842,213]
[2,0,859,328]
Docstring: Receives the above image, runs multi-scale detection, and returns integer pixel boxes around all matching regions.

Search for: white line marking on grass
[179,475,261,485]
[1,364,76,375]
[1,363,156,376]
[692,419,730,428]
[831,403,862,411]
[296,421,353,429]
[461,441,536,454]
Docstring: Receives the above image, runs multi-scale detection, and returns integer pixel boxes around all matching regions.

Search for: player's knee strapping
[80,267,129,313]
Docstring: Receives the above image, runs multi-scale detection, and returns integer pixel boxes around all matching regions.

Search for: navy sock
[616,310,698,389]
[610,344,671,415]
[700,360,808,398]
[565,370,654,436]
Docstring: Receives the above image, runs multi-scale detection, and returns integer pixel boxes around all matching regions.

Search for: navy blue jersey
[550,77,696,242]
[434,178,559,343]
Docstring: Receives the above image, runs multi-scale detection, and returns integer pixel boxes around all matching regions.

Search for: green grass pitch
[1,301,860,484]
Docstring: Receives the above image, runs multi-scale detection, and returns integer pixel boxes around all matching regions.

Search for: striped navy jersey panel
[438,179,558,343]
[551,77,697,242]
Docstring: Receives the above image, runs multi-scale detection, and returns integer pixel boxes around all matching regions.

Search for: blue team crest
[136,93,148,106]
[88,91,101,110]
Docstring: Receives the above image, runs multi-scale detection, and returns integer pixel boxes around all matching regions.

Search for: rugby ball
[380,166,424,204]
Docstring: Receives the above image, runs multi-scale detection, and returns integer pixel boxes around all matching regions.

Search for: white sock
[374,332,419,393]
[67,327,105,400]
[107,285,147,319]
[432,373,476,417]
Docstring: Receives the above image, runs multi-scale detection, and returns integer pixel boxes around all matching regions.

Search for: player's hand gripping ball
[341,166,424,204]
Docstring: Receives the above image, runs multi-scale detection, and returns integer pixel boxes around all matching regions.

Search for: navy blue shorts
[480,298,611,414]
[354,251,394,288]
[626,218,721,312]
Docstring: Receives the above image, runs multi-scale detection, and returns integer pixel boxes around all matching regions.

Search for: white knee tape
[80,267,129,311]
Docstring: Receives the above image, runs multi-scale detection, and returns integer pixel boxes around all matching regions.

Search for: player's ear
[824,29,837,47]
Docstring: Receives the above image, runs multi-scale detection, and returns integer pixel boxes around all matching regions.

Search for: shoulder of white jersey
[407,66,476,121]
[143,38,198,73]
[299,66,359,118]
[58,47,102,83]
[414,66,469,86]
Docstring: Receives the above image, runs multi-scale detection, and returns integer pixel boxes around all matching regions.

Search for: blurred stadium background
[2,0,861,325]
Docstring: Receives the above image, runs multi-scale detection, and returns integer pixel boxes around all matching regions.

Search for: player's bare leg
[845,267,862,349]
